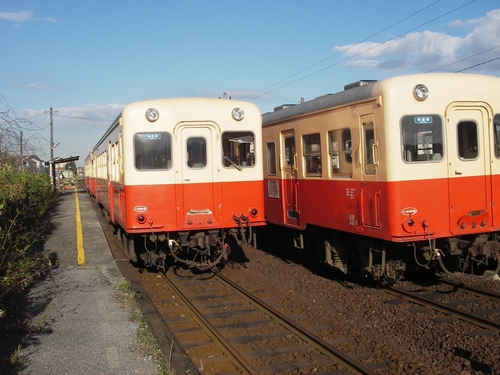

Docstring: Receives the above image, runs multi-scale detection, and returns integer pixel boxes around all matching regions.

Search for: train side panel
[263,73,500,281]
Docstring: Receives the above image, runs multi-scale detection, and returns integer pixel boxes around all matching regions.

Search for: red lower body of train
[264,174,500,282]
[87,177,266,271]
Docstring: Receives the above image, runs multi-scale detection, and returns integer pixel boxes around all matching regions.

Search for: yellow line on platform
[75,187,85,265]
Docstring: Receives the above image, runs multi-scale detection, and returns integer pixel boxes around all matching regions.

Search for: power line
[427,44,500,72]
[53,114,113,122]
[456,55,500,72]
[245,0,476,101]
[243,0,442,101]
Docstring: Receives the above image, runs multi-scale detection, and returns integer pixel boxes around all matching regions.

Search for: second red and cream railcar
[85,98,265,270]
[262,73,500,282]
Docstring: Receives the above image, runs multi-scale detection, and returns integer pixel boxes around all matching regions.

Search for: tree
[0,95,43,167]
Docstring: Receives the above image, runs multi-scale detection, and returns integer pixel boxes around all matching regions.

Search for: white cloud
[25,82,54,91]
[333,9,500,73]
[18,103,124,132]
[52,103,124,129]
[18,104,125,163]
[0,10,59,24]
[0,10,33,22]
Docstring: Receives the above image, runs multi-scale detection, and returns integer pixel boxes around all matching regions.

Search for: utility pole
[48,107,57,188]
[19,130,23,170]
[50,107,53,163]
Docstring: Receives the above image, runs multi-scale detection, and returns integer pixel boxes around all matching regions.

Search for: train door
[281,130,300,227]
[446,103,492,234]
[359,114,381,228]
[175,123,221,228]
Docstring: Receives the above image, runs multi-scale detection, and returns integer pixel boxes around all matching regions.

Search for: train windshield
[134,132,172,170]
[401,115,443,162]
[222,131,256,168]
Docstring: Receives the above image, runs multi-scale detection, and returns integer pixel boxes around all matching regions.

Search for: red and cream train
[84,98,265,270]
[262,73,500,282]
[85,73,500,281]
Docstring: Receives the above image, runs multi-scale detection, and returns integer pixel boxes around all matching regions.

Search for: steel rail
[437,277,500,300]
[160,272,260,375]
[215,273,377,375]
[387,286,500,333]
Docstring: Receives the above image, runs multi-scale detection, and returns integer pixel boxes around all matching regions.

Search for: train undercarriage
[286,225,500,283]
[119,223,254,272]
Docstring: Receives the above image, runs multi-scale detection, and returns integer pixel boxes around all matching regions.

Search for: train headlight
[413,84,429,101]
[231,107,245,121]
[145,108,159,122]
[249,208,258,217]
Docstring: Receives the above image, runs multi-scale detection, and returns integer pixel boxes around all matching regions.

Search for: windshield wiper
[224,156,242,171]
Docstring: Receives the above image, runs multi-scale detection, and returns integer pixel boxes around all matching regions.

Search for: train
[84,98,266,271]
[262,72,500,282]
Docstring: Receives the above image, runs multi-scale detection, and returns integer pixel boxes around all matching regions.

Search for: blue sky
[1,0,500,166]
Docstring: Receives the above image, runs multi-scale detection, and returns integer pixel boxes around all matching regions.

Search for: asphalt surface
[9,187,160,375]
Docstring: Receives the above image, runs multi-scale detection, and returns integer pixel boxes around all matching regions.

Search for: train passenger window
[494,115,500,158]
[266,142,277,175]
[401,115,443,163]
[303,133,321,175]
[134,132,172,170]
[222,131,255,168]
[457,121,478,160]
[187,137,207,168]
[328,129,352,177]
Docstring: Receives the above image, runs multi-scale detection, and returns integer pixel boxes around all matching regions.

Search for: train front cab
[118,99,266,271]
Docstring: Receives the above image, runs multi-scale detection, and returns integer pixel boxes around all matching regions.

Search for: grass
[116,280,175,375]
[9,345,23,368]
[35,313,49,332]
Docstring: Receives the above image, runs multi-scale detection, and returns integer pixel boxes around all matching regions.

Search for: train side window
[266,141,277,175]
[303,133,321,176]
[222,131,255,168]
[187,137,207,168]
[328,129,352,177]
[493,114,500,158]
[457,121,478,160]
[134,132,172,170]
[401,115,443,163]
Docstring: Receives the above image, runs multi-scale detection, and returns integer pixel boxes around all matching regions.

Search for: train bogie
[85,98,265,271]
[262,73,500,282]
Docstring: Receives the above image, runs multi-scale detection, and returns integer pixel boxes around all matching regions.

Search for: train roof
[262,72,500,126]
[262,79,377,125]
[88,97,260,156]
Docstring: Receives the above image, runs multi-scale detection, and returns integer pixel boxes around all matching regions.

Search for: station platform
[2,187,161,375]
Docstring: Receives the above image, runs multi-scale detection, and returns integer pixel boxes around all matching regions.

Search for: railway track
[93,190,500,374]
[385,278,500,334]
[157,267,384,375]
[93,191,380,374]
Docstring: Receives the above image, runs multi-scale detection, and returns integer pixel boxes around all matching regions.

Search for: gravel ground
[219,238,500,375]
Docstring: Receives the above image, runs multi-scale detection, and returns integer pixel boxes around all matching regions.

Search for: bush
[0,166,59,297]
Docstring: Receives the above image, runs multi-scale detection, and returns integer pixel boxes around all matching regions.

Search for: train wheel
[122,232,138,263]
